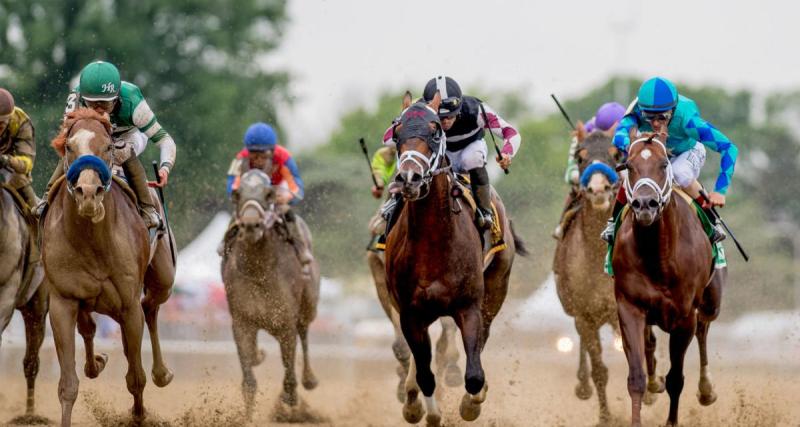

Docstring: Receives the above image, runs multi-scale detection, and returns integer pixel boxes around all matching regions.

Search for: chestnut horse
[553,124,621,423]
[44,109,176,426]
[385,93,523,425]
[612,136,724,427]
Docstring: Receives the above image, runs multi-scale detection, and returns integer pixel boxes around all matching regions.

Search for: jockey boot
[122,154,162,230]
[378,195,403,246]
[470,167,494,230]
[600,199,625,244]
[34,158,66,218]
[285,209,314,268]
[695,197,727,244]
[18,184,39,213]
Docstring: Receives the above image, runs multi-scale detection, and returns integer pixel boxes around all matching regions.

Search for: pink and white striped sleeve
[478,103,521,157]
[382,124,395,146]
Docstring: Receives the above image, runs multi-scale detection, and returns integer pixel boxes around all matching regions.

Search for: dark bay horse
[44,109,176,426]
[0,184,47,419]
[612,136,724,427]
[553,123,621,423]
[221,169,320,420]
[385,93,522,426]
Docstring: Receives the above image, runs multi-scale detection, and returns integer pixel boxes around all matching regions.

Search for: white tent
[173,211,230,301]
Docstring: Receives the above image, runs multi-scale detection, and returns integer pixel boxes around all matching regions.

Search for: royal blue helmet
[637,77,678,113]
[243,122,277,152]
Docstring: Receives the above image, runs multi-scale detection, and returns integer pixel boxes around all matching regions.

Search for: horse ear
[575,120,587,142]
[428,91,442,113]
[402,91,412,110]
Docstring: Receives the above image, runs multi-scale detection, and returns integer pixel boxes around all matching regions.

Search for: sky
[269,0,800,148]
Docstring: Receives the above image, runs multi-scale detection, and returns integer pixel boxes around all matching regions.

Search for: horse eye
[662,160,669,169]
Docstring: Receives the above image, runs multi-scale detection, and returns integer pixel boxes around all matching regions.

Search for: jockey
[0,88,38,212]
[226,122,313,268]
[369,145,397,199]
[37,61,176,230]
[601,77,738,244]
[553,102,625,239]
[382,76,521,232]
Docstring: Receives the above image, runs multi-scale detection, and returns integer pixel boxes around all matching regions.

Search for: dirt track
[1,333,798,427]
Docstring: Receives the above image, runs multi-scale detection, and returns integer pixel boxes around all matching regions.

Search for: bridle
[624,136,674,214]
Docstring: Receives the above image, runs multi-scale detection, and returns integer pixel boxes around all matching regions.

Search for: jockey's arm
[278,157,304,204]
[565,136,579,185]
[132,100,177,175]
[371,146,396,188]
[478,103,521,158]
[6,118,35,175]
[684,115,738,196]
[613,114,639,153]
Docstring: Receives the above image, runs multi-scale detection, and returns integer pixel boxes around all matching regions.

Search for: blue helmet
[637,77,678,113]
[244,122,277,152]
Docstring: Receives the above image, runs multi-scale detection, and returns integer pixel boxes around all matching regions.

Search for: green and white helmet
[79,61,121,101]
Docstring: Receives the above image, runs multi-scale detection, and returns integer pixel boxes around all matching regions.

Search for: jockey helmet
[79,61,121,101]
[637,77,678,113]
[0,88,14,117]
[244,122,277,152]
[423,76,462,118]
[594,102,626,131]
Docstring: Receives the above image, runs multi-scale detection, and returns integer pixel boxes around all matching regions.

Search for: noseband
[624,137,674,213]
[235,198,279,231]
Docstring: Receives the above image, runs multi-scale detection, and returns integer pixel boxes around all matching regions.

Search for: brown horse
[44,109,176,426]
[221,169,320,420]
[385,93,523,425]
[612,136,724,427]
[0,184,47,419]
[553,124,621,423]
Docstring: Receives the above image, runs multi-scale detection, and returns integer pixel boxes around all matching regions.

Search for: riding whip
[152,161,177,265]
[550,94,576,130]
[699,189,750,262]
[359,138,380,187]
[478,103,510,175]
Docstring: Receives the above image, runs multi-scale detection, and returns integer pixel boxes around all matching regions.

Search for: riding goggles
[437,97,462,118]
[641,110,672,123]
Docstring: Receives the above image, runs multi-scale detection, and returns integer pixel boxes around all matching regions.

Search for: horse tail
[509,220,529,257]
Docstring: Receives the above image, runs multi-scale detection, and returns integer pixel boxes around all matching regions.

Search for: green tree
[0,0,290,243]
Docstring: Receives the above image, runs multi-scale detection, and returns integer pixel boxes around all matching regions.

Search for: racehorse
[221,169,320,420]
[44,108,176,425]
[553,123,621,423]
[612,135,724,427]
[385,93,524,425]
[0,182,47,419]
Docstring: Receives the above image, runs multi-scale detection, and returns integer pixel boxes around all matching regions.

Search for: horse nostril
[75,187,84,196]
[587,187,594,194]
[631,199,641,209]
[410,173,423,183]
[96,186,104,195]
[395,174,406,184]
[648,199,659,209]
[604,184,611,192]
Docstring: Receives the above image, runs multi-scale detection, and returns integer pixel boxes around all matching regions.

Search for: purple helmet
[594,102,626,131]
[584,117,597,133]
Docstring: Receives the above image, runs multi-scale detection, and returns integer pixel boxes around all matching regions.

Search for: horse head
[623,134,673,226]
[233,169,279,244]
[390,91,445,201]
[51,108,114,223]
[575,122,621,211]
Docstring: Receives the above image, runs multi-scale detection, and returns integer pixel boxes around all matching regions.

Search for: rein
[624,137,674,214]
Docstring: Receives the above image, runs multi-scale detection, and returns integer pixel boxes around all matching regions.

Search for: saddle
[451,174,508,265]
[1,183,43,307]
[603,188,727,276]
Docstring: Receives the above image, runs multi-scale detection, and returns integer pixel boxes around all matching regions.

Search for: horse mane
[51,108,113,157]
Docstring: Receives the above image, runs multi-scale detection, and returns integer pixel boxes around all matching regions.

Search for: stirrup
[600,219,615,244]
[552,224,563,240]
[710,224,726,244]
[476,208,494,230]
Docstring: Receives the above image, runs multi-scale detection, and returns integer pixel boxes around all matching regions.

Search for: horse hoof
[643,390,658,406]
[85,353,109,378]
[459,393,482,422]
[445,364,463,387]
[697,389,718,406]
[302,372,319,390]
[648,375,666,393]
[403,390,424,424]
[152,368,174,388]
[425,412,442,427]
[575,382,593,400]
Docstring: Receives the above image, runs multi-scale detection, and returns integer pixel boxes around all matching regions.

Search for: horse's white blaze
[69,128,97,155]
[641,148,652,160]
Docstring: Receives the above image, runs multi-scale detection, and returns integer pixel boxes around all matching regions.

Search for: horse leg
[277,329,299,407]
[578,317,610,422]
[298,322,318,390]
[19,286,47,416]
[455,306,487,422]
[665,325,694,427]
[574,318,592,400]
[390,308,411,403]
[141,289,174,387]
[231,318,259,419]
[119,306,147,422]
[436,316,462,387]
[643,325,665,405]
[617,298,647,427]
[400,314,440,426]
[77,310,108,379]
[697,268,723,407]
[49,293,80,427]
